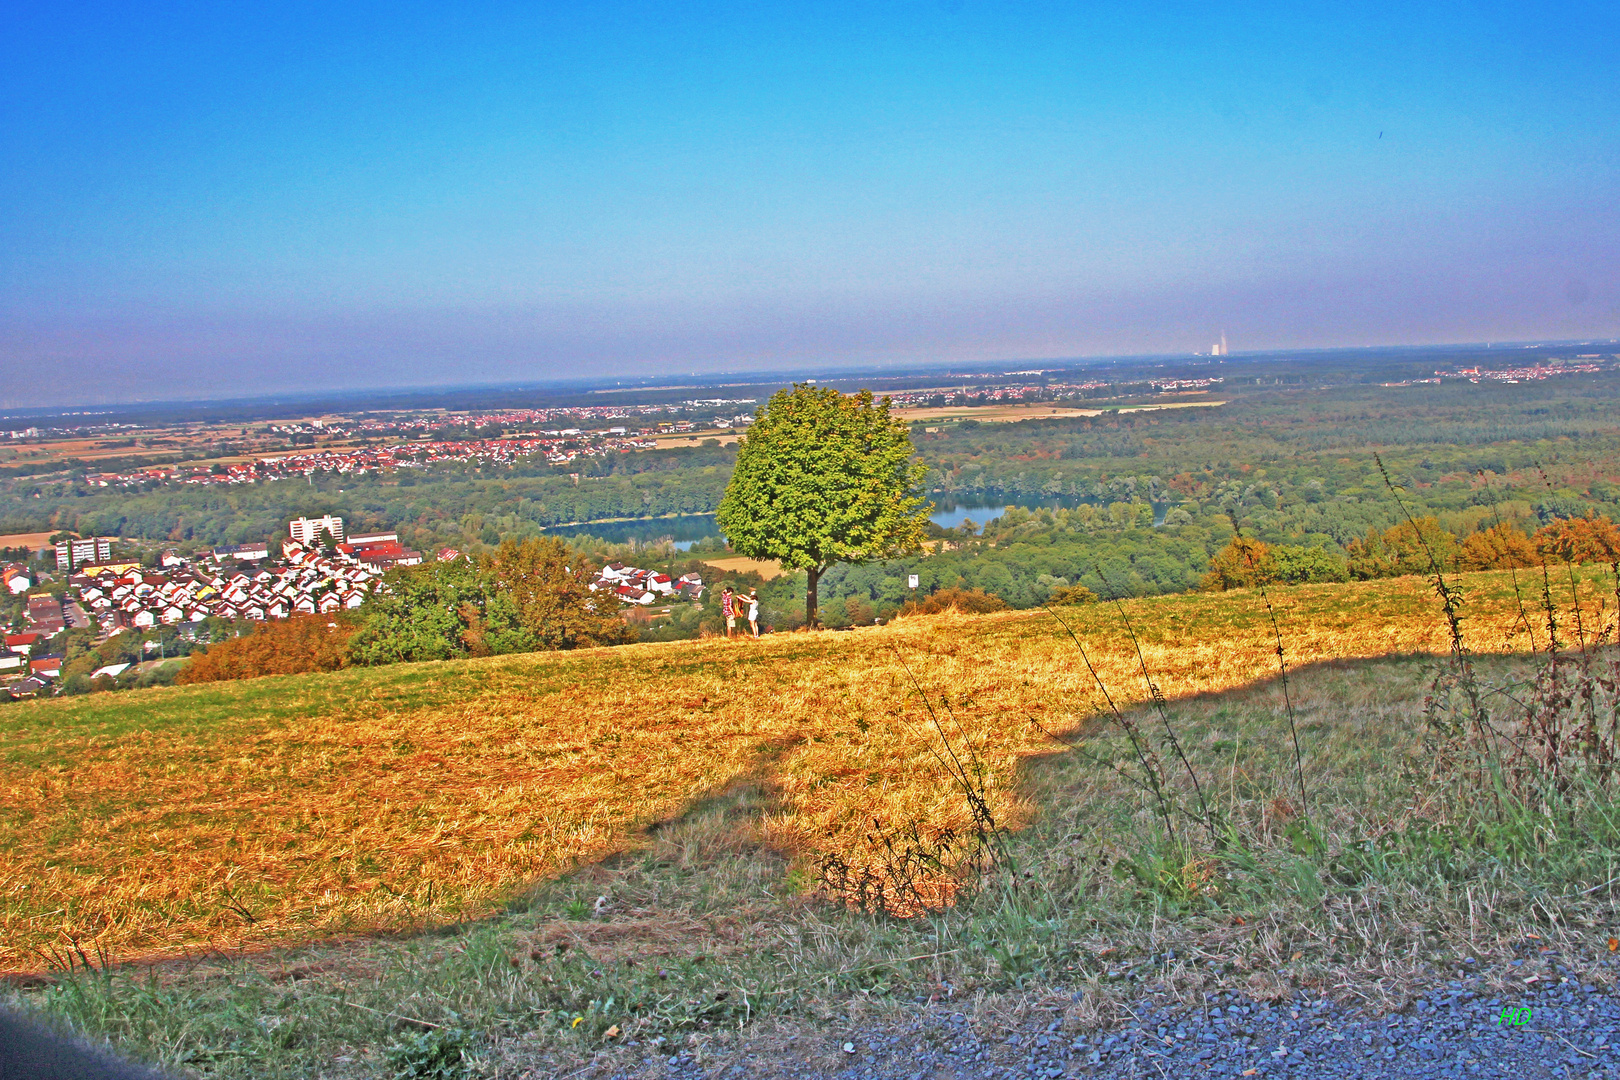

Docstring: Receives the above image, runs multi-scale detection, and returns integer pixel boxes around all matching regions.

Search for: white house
[2,565,31,595]
[615,584,656,605]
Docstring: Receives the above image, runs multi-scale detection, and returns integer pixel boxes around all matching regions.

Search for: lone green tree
[718,384,931,628]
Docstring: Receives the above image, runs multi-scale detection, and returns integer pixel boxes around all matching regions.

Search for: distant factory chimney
[1211,331,1228,357]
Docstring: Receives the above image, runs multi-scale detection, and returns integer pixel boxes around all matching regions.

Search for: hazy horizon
[4,2,1617,406]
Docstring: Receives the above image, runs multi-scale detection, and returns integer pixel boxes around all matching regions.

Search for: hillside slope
[1,569,1600,971]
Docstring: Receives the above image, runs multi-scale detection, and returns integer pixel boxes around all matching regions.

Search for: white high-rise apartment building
[288,515,345,545]
[55,536,113,570]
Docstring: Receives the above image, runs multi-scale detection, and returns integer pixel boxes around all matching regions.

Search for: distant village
[87,432,666,489]
[1424,359,1611,385]
[301,400,759,438]
[2,514,706,699]
[3,398,763,490]
[76,408,771,489]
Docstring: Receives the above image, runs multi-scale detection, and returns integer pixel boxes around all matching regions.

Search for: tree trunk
[805,566,819,629]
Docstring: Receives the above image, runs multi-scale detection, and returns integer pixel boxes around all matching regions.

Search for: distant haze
[3,2,1618,406]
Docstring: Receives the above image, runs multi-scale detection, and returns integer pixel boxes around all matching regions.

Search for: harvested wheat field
[1,568,1607,973]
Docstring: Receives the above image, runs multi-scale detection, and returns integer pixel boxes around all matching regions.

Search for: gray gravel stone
[608,954,1620,1079]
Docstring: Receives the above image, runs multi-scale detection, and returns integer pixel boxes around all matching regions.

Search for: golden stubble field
[1,569,1603,973]
[892,399,1225,424]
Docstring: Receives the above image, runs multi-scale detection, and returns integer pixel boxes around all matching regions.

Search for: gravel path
[593,961,1619,1080]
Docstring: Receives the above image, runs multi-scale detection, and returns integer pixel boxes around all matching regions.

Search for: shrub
[1047,583,1099,605]
[897,587,1010,617]
[843,596,875,626]
[176,615,355,684]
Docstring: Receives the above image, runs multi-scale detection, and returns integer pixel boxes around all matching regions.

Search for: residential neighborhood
[0,516,425,698]
[2,515,712,699]
[591,562,704,606]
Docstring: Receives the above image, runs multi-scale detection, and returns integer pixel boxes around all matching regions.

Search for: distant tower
[1211,332,1228,357]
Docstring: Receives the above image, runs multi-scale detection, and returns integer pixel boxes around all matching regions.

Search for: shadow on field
[14,647,1484,983]
[17,634,1620,1080]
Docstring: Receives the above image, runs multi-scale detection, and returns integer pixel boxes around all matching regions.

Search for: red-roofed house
[28,655,63,678]
[5,632,41,655]
[615,584,655,605]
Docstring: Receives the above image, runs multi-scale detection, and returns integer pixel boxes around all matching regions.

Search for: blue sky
[2,2,1617,404]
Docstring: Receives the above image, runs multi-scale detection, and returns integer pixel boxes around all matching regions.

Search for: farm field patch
[0,532,57,552]
[893,400,1225,423]
[697,555,788,579]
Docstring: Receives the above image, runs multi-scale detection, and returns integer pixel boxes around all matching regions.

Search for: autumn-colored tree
[177,615,355,684]
[1457,521,1539,571]
[1346,517,1458,579]
[1167,472,1205,498]
[1533,515,1620,567]
[486,536,635,651]
[1199,536,1275,591]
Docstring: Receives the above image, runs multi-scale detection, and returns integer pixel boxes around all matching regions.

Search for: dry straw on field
[1,569,1600,973]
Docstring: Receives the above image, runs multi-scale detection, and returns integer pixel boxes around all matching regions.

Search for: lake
[543,496,1164,549]
[545,515,718,550]
[930,496,1172,529]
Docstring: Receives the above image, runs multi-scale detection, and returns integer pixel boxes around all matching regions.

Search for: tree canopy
[348,537,630,665]
[718,384,930,627]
